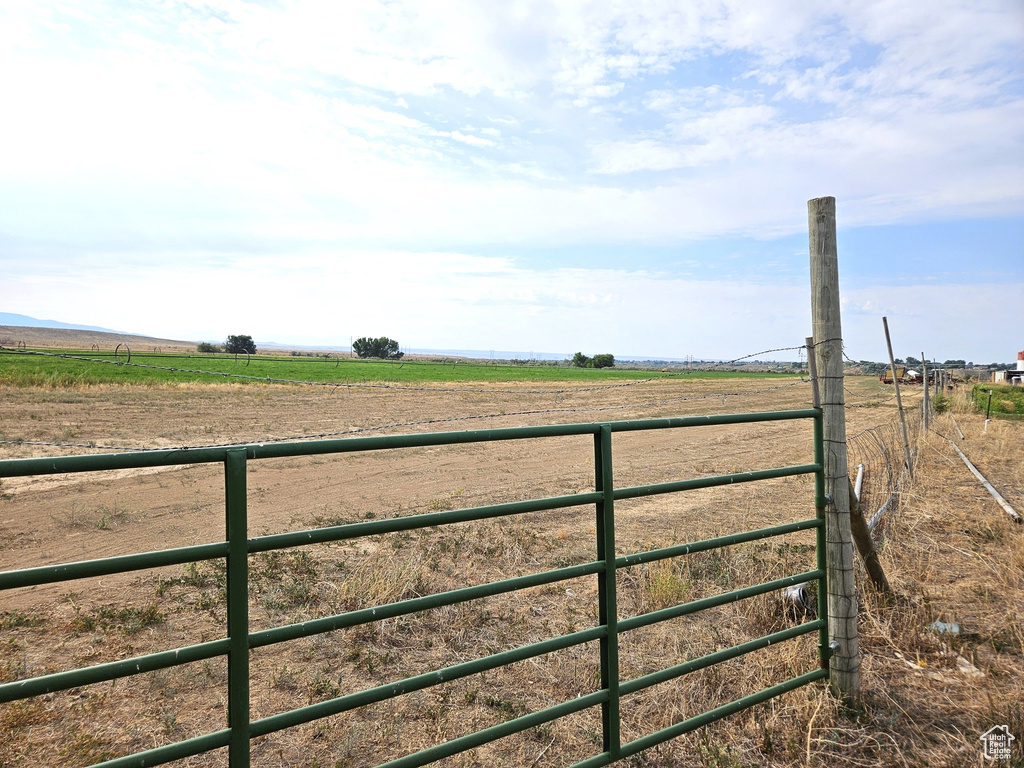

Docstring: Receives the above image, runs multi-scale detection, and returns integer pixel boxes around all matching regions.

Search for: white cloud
[448,131,497,148]
[0,248,805,356]
[0,1,1021,361]
[3,1,1021,239]
[592,140,688,174]
[4,238,1021,361]
[8,234,1019,360]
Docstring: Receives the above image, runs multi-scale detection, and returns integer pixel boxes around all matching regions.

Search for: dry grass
[1,377,1022,767]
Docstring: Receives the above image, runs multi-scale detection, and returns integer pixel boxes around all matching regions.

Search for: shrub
[225,335,256,355]
[352,337,403,359]
[572,352,614,368]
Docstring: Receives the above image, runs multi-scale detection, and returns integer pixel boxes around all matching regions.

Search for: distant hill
[0,312,128,334]
[0,315,196,351]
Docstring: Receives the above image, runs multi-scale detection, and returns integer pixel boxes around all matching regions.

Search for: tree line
[197,336,627,369]
[571,352,615,368]
[197,335,257,354]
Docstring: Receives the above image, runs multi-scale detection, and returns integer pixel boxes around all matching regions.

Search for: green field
[0,349,801,387]
[972,383,1024,418]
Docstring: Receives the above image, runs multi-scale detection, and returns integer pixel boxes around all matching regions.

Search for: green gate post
[813,412,831,670]
[594,425,620,760]
[225,448,251,767]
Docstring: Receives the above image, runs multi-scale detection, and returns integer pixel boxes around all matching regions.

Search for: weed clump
[68,603,165,635]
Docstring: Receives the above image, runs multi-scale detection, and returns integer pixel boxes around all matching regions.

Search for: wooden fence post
[848,478,893,595]
[922,354,930,430]
[808,196,860,701]
[882,318,914,479]
[805,337,820,408]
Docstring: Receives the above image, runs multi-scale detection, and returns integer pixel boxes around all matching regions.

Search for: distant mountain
[0,312,126,334]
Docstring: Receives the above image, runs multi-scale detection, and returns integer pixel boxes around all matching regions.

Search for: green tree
[572,352,614,368]
[196,342,221,353]
[352,336,403,359]
[225,335,256,355]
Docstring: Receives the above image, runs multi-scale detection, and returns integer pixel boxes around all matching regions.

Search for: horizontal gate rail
[247,559,607,649]
[616,518,821,568]
[572,669,830,768]
[0,541,230,590]
[0,638,231,701]
[247,490,604,553]
[619,621,826,698]
[0,408,830,767]
[249,625,610,739]
[0,410,822,478]
[617,569,823,634]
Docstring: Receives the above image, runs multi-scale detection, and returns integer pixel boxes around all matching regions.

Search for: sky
[1,1,1022,363]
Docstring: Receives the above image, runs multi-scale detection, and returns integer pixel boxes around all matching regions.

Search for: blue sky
[1,1,1022,362]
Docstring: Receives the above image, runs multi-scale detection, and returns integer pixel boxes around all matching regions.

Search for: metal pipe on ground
[947,440,1022,524]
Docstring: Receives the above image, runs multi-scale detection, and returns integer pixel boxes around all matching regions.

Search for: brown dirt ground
[0,374,1021,768]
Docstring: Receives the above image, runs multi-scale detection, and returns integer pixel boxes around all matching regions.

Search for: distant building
[993,351,1024,385]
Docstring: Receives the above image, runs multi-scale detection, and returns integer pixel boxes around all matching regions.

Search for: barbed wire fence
[847,407,922,536]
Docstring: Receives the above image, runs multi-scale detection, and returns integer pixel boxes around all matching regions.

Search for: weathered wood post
[808,196,860,701]
[848,478,893,596]
[922,354,930,430]
[882,317,914,479]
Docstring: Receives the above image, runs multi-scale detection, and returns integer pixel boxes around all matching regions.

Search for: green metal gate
[0,408,831,767]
